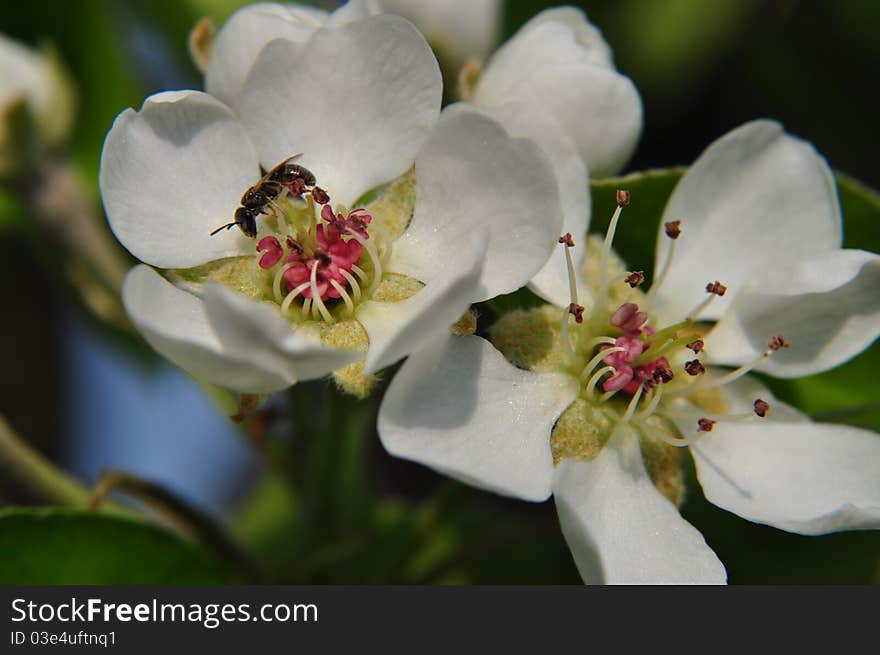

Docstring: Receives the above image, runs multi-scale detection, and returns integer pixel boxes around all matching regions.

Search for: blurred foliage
[0,0,877,585]
[0,508,229,584]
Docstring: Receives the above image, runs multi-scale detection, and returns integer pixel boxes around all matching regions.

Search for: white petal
[378,334,578,501]
[519,7,614,67]
[474,10,639,177]
[205,3,327,112]
[481,67,641,179]
[688,419,880,535]
[391,104,563,301]
[358,231,486,374]
[477,102,591,307]
[380,0,501,69]
[478,7,613,89]
[202,284,361,384]
[326,0,383,27]
[553,425,727,584]
[122,265,291,393]
[240,15,441,207]
[99,90,260,268]
[707,249,880,377]
[653,120,842,321]
[0,33,51,112]
[714,374,807,423]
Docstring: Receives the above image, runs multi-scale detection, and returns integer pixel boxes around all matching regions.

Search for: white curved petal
[326,0,382,27]
[100,90,260,268]
[358,232,486,374]
[526,7,614,67]
[707,249,880,377]
[476,102,591,307]
[653,120,842,321]
[474,12,638,177]
[0,33,51,112]
[391,104,563,301]
[478,64,641,179]
[478,7,612,93]
[205,3,327,112]
[553,425,727,584]
[378,334,578,501]
[122,265,291,393]
[687,418,880,535]
[380,0,501,70]
[714,374,807,423]
[202,284,360,384]
[240,15,442,207]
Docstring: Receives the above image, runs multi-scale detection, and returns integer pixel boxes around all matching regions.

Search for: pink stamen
[320,205,373,241]
[610,302,648,337]
[602,336,643,368]
[259,203,374,306]
[603,365,634,392]
[256,236,283,269]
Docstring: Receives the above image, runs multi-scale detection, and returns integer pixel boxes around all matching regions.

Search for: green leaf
[0,508,230,584]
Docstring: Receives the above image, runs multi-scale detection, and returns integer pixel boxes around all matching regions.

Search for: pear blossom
[452,7,642,310]
[0,33,75,172]
[463,6,642,179]
[100,6,563,396]
[378,120,880,584]
[384,4,643,307]
[203,0,380,113]
[198,3,641,316]
[379,0,502,80]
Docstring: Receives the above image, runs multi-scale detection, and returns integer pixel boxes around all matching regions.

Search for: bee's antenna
[210,222,237,236]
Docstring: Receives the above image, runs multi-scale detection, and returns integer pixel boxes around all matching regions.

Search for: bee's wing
[262,153,304,183]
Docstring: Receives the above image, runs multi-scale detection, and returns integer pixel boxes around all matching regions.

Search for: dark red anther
[558,233,575,247]
[684,359,706,376]
[311,186,330,205]
[652,363,674,384]
[664,220,682,239]
[616,189,631,206]
[697,418,716,432]
[568,303,585,324]
[624,271,645,288]
[686,339,704,354]
[706,280,727,296]
[768,335,790,351]
[753,399,770,418]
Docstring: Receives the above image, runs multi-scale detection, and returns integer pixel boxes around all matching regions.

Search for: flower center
[248,180,385,325]
[491,191,793,502]
[556,194,788,431]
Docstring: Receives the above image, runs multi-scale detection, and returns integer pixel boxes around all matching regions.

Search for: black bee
[210,155,317,238]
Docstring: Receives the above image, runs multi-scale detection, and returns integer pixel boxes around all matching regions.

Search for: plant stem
[0,415,97,508]
[91,469,259,582]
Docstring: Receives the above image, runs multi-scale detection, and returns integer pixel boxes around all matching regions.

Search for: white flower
[0,33,75,167]
[452,7,642,311]
[466,7,643,179]
[379,0,502,78]
[204,0,381,114]
[100,5,563,396]
[200,3,640,313]
[377,120,880,583]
